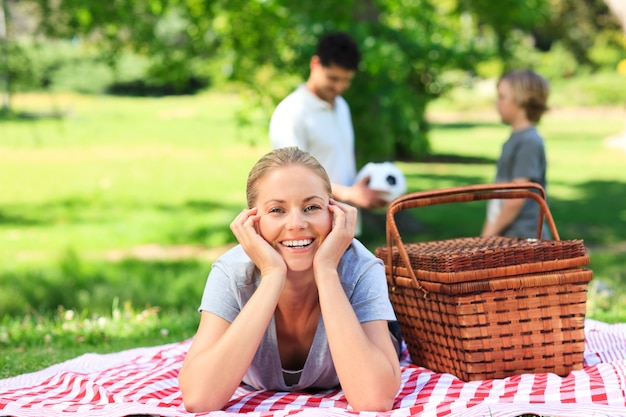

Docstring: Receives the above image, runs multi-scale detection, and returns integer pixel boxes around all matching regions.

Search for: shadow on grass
[549,179,626,246]
[0,108,69,123]
[421,154,495,164]
[0,198,240,246]
[0,210,44,225]
[0,251,213,316]
[428,121,501,130]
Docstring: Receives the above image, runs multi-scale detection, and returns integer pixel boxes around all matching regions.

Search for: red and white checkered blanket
[2,319,626,417]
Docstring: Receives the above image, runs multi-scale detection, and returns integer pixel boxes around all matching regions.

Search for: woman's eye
[268,207,283,214]
[304,205,321,213]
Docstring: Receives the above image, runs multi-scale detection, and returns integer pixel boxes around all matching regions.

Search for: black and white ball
[355,162,407,203]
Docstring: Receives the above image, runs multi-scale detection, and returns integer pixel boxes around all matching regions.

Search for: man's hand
[347,176,388,209]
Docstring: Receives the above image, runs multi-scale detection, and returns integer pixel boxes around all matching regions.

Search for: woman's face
[254,165,333,272]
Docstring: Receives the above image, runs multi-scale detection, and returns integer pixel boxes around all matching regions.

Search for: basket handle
[385,182,559,290]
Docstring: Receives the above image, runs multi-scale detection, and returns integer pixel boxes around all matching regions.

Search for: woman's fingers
[314,200,357,272]
[230,207,287,277]
[329,199,357,232]
[230,208,258,240]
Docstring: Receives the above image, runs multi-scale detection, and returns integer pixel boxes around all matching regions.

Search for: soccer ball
[355,162,407,203]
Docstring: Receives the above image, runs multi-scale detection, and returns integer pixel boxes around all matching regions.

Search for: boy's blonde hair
[246,147,332,208]
[499,70,550,123]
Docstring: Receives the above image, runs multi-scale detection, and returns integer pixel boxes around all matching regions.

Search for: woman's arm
[313,200,401,411]
[179,208,287,412]
[316,270,401,411]
[178,273,284,412]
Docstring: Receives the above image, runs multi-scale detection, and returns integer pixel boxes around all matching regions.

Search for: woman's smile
[255,165,333,271]
[280,238,314,248]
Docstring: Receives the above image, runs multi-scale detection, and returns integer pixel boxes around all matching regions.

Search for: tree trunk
[0,0,10,112]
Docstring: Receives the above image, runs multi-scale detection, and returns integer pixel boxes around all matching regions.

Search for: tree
[193,0,502,162]
[21,0,577,161]
[531,0,622,69]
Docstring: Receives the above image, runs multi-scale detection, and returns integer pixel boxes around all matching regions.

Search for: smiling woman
[178,147,402,413]
[251,164,334,273]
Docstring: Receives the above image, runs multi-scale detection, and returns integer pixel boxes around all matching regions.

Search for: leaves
[11,0,625,160]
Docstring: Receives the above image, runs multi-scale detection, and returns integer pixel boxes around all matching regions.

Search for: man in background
[269,31,387,211]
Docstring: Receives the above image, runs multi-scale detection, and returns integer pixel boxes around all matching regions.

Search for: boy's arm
[481,177,528,236]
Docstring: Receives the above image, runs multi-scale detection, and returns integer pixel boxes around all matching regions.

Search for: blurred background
[2,0,626,161]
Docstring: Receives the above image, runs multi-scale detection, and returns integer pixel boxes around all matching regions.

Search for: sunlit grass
[0,300,199,379]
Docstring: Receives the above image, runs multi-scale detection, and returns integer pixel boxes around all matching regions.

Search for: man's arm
[332,176,388,209]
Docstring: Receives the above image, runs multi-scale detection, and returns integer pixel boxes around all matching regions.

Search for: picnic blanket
[2,319,626,417]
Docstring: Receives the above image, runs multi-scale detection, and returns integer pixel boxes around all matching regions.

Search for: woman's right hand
[230,207,287,277]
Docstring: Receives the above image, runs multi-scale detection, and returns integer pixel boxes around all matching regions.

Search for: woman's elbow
[347,391,397,412]
[181,391,226,414]
[179,379,227,413]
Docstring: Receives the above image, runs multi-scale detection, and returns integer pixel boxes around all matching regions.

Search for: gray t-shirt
[487,126,550,238]
[199,239,396,391]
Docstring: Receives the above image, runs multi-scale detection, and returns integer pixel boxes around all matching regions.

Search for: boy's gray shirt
[489,126,550,238]
[199,239,396,391]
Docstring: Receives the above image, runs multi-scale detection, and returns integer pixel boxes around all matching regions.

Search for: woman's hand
[313,199,357,274]
[230,207,287,277]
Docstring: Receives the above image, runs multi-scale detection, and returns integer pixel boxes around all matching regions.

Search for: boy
[481,69,552,239]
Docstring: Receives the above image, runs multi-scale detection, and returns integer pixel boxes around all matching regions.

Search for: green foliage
[1,38,209,95]
[535,0,623,69]
[430,72,626,113]
[6,0,623,159]
[534,42,579,79]
[1,42,38,92]
[588,29,626,70]
[19,0,561,161]
[457,0,552,68]
[50,57,114,94]
[550,72,626,107]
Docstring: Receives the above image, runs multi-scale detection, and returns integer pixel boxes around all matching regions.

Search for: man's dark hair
[315,32,361,71]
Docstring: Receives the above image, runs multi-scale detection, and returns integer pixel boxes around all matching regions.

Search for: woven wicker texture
[378,183,593,381]
[375,236,589,284]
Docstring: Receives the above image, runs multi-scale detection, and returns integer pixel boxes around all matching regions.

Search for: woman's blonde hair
[499,69,550,123]
[246,147,332,208]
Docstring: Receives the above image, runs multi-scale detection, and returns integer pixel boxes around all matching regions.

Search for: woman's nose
[286,212,307,229]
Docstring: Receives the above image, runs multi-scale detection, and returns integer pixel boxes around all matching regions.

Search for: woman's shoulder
[346,238,376,256]
[339,240,383,276]
[212,245,259,285]
[214,244,247,263]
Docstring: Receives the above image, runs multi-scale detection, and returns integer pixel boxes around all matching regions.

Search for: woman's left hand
[313,199,357,273]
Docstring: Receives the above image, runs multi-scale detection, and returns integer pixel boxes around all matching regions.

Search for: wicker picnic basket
[375,182,592,381]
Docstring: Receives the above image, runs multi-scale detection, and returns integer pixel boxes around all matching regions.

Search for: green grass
[1,86,626,379]
[0,92,263,265]
[0,300,200,378]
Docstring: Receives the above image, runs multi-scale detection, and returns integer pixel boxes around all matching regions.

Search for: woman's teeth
[281,239,313,248]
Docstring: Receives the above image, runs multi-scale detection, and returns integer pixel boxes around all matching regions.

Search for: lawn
[1,89,625,378]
